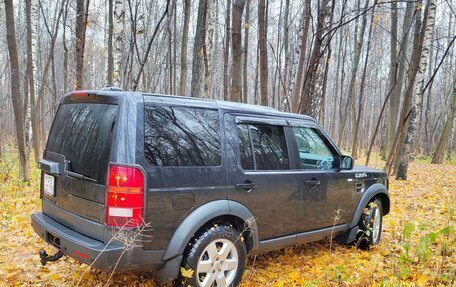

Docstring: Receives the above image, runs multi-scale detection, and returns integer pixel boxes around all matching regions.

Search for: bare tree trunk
[384,1,427,176]
[282,0,289,109]
[26,0,40,163]
[385,1,414,159]
[298,0,333,118]
[319,1,335,125]
[351,0,375,159]
[223,0,231,100]
[338,0,367,147]
[75,0,89,89]
[231,0,246,103]
[63,0,69,92]
[132,1,170,91]
[179,0,191,96]
[290,1,310,113]
[4,0,30,181]
[107,0,114,85]
[432,81,455,163]
[113,0,124,87]
[205,0,217,98]
[258,0,268,106]
[190,0,208,97]
[242,0,250,103]
[395,0,436,179]
[385,1,398,158]
[167,0,175,94]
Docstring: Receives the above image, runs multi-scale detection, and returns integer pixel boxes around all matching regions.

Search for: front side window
[237,123,289,170]
[144,105,221,166]
[293,127,335,170]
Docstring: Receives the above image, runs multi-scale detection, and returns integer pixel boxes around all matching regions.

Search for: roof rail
[100,86,123,91]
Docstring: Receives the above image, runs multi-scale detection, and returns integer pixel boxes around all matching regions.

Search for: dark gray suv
[31,89,390,287]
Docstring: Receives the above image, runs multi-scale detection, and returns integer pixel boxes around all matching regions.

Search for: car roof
[142,92,314,122]
[61,90,315,122]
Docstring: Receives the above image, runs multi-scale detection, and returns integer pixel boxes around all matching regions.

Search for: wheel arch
[162,200,258,262]
[349,183,390,228]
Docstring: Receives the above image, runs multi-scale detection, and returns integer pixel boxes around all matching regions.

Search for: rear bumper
[31,212,178,280]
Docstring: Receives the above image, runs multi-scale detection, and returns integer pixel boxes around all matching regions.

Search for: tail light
[106,165,145,228]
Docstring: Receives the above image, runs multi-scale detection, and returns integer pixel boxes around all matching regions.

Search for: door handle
[235,180,257,191]
[305,179,321,186]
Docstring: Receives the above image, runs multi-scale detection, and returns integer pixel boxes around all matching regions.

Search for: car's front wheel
[176,224,247,287]
[356,198,383,250]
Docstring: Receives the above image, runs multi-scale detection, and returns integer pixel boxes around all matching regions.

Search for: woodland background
[0,0,455,181]
[0,1,455,286]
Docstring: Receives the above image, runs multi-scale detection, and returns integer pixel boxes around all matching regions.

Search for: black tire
[356,198,383,250]
[174,224,247,287]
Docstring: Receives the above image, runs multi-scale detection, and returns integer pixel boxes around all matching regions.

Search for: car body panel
[31,90,390,284]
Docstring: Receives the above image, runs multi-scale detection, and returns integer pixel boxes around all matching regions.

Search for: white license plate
[44,174,55,197]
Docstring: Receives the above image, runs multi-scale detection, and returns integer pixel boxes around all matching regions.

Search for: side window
[293,127,335,170]
[237,124,255,170]
[144,105,221,166]
[237,123,290,170]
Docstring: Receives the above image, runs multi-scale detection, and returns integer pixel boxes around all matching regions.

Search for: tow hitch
[39,249,64,266]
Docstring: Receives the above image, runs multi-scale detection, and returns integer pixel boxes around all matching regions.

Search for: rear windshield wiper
[64,161,97,183]
[66,170,97,183]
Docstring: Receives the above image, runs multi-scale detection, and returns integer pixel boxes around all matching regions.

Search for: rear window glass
[144,105,221,166]
[47,103,118,183]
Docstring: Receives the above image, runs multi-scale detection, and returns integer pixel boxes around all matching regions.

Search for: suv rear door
[40,95,118,239]
[224,114,300,241]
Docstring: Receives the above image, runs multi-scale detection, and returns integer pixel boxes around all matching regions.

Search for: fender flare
[162,200,258,261]
[349,183,390,228]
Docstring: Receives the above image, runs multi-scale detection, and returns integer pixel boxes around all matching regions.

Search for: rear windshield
[47,103,118,184]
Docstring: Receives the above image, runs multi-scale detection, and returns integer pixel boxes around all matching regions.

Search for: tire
[356,198,383,250]
[175,224,247,287]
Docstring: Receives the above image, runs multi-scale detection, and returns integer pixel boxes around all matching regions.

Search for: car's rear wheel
[356,198,383,250]
[175,224,247,287]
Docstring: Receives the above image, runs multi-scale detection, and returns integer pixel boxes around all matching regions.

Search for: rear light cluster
[106,165,145,228]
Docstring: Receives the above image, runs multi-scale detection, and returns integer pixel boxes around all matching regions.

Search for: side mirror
[340,155,354,170]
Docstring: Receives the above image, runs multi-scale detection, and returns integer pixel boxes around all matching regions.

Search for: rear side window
[144,105,221,166]
[237,123,289,170]
[47,103,117,184]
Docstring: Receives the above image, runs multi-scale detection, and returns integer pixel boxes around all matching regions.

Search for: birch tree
[113,0,124,87]
[299,0,333,118]
[396,0,437,179]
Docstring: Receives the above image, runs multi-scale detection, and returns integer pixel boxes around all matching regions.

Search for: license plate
[44,174,55,197]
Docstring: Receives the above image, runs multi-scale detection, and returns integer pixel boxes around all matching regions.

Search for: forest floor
[0,149,454,287]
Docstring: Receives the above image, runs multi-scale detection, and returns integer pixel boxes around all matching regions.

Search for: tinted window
[144,105,221,166]
[293,127,335,170]
[237,124,254,170]
[237,123,289,170]
[47,103,117,184]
